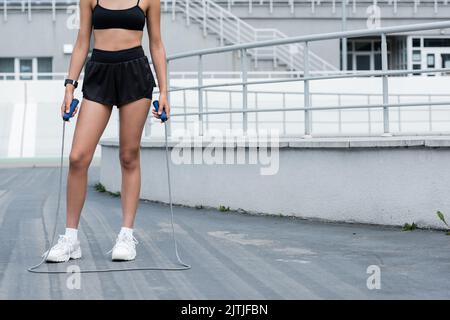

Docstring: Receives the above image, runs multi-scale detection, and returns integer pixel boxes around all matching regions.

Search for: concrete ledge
[101,137,291,148]
[99,136,450,229]
[288,136,450,148]
[102,136,450,149]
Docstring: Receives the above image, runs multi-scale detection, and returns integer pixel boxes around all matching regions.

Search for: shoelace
[106,234,139,255]
[42,235,73,262]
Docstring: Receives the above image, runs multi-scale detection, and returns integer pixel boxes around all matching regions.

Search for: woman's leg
[118,98,151,228]
[66,99,113,228]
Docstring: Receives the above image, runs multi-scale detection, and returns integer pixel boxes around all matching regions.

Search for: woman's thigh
[71,98,113,158]
[118,98,151,151]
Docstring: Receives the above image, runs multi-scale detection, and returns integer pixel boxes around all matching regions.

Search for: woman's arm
[61,0,92,118]
[147,0,170,120]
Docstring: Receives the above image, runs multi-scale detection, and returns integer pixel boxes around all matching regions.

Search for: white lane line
[8,103,25,157]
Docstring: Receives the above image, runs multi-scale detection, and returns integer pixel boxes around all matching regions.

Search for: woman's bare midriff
[93,29,143,51]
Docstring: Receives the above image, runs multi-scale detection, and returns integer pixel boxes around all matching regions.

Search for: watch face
[65,79,77,88]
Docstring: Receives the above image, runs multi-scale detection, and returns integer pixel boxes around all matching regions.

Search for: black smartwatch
[64,79,78,89]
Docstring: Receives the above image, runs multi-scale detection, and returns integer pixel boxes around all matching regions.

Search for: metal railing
[164,20,450,137]
[172,0,336,72]
[213,0,450,15]
[7,69,411,81]
[3,68,449,81]
[160,88,450,136]
[4,0,450,14]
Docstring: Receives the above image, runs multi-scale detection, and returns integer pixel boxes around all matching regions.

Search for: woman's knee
[69,150,91,170]
[120,148,140,170]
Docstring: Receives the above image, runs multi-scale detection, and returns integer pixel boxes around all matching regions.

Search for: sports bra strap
[137,0,140,5]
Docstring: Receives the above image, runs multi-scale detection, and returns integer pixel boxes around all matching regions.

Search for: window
[372,40,391,51]
[356,55,371,70]
[355,41,372,51]
[442,54,450,68]
[347,41,353,51]
[412,38,421,47]
[427,54,435,68]
[37,57,53,80]
[19,59,33,80]
[0,57,53,80]
[347,54,353,70]
[413,64,421,76]
[412,50,421,62]
[374,53,382,70]
[0,58,14,80]
[346,38,391,71]
[424,38,450,47]
[373,41,381,51]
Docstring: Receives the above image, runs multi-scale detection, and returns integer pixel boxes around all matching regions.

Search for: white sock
[119,227,133,237]
[65,228,78,241]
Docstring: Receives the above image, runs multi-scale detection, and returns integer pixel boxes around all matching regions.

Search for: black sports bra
[92,0,146,31]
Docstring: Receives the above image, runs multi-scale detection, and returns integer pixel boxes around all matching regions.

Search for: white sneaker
[110,233,138,261]
[43,235,82,262]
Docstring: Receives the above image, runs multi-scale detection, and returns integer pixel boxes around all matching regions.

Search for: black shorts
[81,45,157,107]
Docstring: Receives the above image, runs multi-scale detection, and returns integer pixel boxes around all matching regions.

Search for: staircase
[164,0,338,72]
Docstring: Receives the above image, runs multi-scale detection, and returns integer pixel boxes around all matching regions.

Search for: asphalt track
[0,167,449,299]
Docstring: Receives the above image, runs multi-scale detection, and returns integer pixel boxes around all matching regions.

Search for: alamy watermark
[366,4,381,29]
[366,265,381,290]
[170,127,280,176]
[66,265,81,290]
[66,5,79,30]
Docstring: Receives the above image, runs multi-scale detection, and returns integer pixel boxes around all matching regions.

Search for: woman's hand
[152,93,170,122]
[60,85,79,121]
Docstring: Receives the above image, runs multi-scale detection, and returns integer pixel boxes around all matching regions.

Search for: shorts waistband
[90,46,145,63]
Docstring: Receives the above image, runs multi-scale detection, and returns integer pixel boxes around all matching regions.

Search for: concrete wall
[99,136,450,229]
[0,10,234,73]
